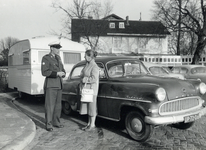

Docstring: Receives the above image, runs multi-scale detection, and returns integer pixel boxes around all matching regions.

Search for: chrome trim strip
[62,92,76,95]
[104,96,152,103]
[62,93,152,103]
[97,115,119,121]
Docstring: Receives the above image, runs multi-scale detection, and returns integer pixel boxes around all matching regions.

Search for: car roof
[173,65,206,69]
[77,56,141,65]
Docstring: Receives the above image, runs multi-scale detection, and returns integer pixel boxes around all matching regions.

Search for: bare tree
[0,37,19,66]
[51,0,113,49]
[152,0,206,64]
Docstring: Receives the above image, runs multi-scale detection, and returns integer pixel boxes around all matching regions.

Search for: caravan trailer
[8,36,85,97]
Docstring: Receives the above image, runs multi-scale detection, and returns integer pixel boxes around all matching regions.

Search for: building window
[109,23,115,28]
[113,37,122,49]
[119,22,125,29]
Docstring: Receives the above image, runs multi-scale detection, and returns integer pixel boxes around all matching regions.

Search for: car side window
[150,67,166,74]
[97,63,106,79]
[180,68,188,74]
[171,67,180,73]
[70,65,85,79]
[108,65,123,77]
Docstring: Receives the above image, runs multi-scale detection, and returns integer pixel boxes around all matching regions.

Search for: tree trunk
[192,35,206,64]
[176,0,181,55]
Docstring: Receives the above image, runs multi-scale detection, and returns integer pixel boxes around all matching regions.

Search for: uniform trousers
[45,88,62,128]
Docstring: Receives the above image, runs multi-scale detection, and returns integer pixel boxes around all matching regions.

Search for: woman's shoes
[81,125,89,131]
[84,126,96,131]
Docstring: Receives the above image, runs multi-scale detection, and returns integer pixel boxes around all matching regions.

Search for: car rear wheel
[125,111,153,142]
[172,121,194,130]
[62,101,73,115]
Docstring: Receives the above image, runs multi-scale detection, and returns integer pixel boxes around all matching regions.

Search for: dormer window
[109,22,115,28]
[119,22,125,29]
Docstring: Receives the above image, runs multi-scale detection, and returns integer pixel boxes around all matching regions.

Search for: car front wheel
[125,111,153,142]
[62,101,72,115]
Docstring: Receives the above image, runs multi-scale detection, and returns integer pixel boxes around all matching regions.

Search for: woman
[80,49,99,131]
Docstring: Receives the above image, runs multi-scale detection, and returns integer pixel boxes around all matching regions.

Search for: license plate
[184,114,200,123]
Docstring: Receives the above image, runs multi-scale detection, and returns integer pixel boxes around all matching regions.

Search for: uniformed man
[41,40,66,131]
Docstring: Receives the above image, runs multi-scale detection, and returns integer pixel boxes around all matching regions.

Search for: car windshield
[171,67,188,74]
[191,67,206,74]
[162,67,172,73]
[149,67,168,75]
[106,59,148,78]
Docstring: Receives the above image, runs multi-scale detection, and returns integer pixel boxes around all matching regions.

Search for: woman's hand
[82,77,88,83]
[57,72,66,78]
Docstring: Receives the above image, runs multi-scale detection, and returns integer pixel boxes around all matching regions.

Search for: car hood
[112,75,198,100]
[168,73,185,80]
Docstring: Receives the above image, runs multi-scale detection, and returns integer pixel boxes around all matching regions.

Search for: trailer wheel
[125,111,153,142]
[18,91,25,99]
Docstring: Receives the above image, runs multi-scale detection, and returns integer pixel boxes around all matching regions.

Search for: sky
[0,0,154,41]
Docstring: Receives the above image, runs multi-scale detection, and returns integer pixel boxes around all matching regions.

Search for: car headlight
[155,87,166,101]
[199,82,206,95]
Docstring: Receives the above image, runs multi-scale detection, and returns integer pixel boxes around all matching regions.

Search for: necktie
[55,55,59,67]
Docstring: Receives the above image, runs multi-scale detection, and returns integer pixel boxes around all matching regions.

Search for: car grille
[159,97,200,115]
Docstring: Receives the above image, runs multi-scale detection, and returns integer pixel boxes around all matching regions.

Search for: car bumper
[145,106,206,125]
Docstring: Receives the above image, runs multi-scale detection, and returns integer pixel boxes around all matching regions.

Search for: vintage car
[171,65,206,82]
[143,62,184,79]
[62,56,206,142]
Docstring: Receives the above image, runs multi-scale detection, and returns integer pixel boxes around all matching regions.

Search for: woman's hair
[85,49,98,58]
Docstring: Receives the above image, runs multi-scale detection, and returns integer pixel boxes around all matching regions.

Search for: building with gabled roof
[71,14,170,54]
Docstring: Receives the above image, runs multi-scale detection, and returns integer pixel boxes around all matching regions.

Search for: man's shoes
[46,128,53,132]
[54,125,64,128]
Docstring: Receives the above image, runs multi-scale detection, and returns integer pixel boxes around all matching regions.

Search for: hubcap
[131,118,142,132]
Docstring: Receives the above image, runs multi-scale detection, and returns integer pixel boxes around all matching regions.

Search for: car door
[96,62,109,117]
[63,65,85,110]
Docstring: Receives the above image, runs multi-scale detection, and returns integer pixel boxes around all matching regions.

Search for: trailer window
[70,65,84,79]
[38,51,49,63]
[23,50,30,65]
[8,54,14,66]
[63,52,81,64]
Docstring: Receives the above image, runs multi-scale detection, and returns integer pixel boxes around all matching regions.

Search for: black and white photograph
[0,0,206,150]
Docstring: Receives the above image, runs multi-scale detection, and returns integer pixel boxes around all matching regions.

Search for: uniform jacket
[80,59,99,96]
[41,53,66,89]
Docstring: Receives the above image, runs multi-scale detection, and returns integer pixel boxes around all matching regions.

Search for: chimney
[88,15,93,19]
[126,16,129,26]
[139,12,142,21]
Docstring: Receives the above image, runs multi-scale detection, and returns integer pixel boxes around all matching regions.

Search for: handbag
[80,79,94,103]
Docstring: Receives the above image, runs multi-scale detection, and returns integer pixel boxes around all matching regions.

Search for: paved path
[14,94,206,150]
[0,93,36,150]
[1,92,206,150]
